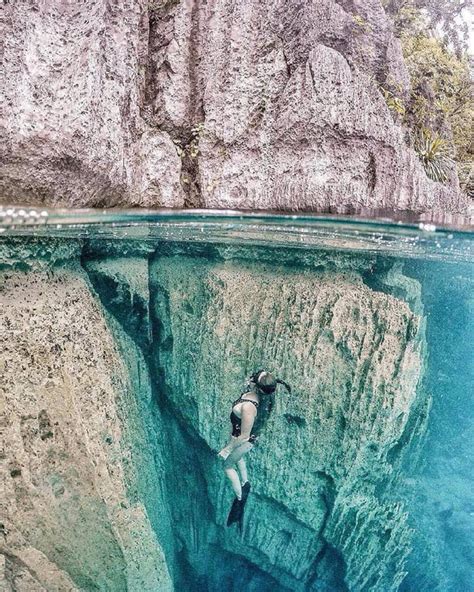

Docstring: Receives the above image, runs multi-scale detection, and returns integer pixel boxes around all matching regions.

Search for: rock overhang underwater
[1,211,472,591]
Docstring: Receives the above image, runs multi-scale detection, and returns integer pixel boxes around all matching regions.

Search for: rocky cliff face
[146,247,426,591]
[2,234,434,591]
[1,0,467,212]
[0,246,173,591]
[2,1,184,208]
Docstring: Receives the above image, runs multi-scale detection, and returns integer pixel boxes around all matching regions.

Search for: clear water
[1,208,473,592]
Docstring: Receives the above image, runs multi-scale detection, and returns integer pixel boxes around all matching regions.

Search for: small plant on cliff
[384,2,473,190]
[173,122,205,161]
[189,122,205,158]
[352,14,372,32]
[414,129,454,182]
[380,86,406,118]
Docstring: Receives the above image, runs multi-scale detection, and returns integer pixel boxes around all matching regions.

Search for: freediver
[218,370,291,528]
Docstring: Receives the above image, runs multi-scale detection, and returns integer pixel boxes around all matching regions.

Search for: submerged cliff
[145,249,426,591]
[0,247,173,591]
[1,0,467,212]
[1,234,439,591]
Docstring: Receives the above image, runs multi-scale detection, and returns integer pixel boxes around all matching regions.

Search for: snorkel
[276,378,292,394]
[249,370,292,395]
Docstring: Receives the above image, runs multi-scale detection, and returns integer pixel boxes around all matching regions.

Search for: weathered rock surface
[0,262,173,591]
[149,250,426,591]
[1,0,467,212]
[1,1,184,208]
[162,0,464,212]
[2,231,471,591]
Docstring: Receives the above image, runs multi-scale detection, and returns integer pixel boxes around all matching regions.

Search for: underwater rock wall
[149,250,427,591]
[1,0,466,212]
[0,252,173,591]
[1,238,431,591]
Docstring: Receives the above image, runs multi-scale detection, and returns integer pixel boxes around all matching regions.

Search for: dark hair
[250,369,292,395]
[253,370,277,394]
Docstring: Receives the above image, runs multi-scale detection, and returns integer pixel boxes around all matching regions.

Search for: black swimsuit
[230,395,259,441]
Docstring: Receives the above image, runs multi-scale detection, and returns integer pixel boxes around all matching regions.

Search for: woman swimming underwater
[218,370,291,527]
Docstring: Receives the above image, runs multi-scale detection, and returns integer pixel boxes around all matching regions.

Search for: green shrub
[380,86,406,118]
[414,129,454,182]
[383,4,473,189]
[401,32,473,160]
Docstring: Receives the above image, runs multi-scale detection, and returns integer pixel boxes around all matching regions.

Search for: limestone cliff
[0,250,173,591]
[1,1,184,208]
[0,236,442,591]
[146,249,426,591]
[1,0,467,212]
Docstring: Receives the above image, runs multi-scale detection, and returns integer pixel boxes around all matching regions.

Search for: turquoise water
[1,209,473,591]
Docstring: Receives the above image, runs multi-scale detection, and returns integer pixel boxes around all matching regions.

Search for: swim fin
[227,497,244,526]
[227,482,251,528]
[241,481,251,504]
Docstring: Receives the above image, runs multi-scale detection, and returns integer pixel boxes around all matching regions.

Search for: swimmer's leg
[224,441,253,528]
[224,467,242,499]
[236,455,251,506]
[236,457,248,486]
[224,440,253,467]
[217,436,237,460]
[223,442,252,500]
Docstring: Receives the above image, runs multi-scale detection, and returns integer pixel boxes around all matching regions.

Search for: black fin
[227,497,244,526]
[238,483,251,531]
[241,481,251,504]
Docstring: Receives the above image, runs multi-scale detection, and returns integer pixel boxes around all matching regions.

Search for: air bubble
[419,223,436,232]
